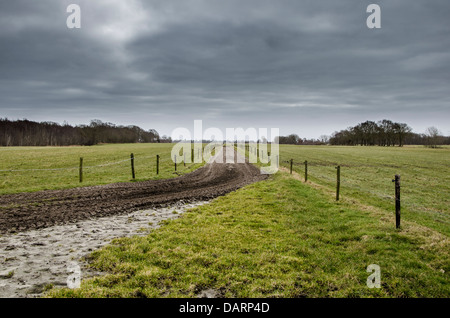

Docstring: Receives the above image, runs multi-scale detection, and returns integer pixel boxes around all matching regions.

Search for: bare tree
[425,126,442,148]
[319,135,329,144]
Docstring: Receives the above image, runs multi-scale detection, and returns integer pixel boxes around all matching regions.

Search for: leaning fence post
[392,175,401,229]
[304,160,308,182]
[335,165,340,201]
[156,155,160,175]
[290,159,293,174]
[130,153,135,180]
[79,157,83,183]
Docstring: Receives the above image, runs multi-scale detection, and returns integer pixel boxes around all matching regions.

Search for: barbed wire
[0,155,165,172]
[0,152,208,173]
[279,160,448,221]
[0,166,79,172]
[1,151,448,222]
[83,158,131,169]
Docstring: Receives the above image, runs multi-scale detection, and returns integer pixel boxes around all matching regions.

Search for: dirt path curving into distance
[0,146,267,235]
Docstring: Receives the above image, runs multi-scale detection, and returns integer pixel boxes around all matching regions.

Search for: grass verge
[47,171,449,298]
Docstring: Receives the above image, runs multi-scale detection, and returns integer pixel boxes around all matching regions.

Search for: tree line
[2,118,447,147]
[275,135,326,146]
[328,120,449,147]
[276,119,449,147]
[0,118,166,146]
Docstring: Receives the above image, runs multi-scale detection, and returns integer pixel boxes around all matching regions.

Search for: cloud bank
[1,0,449,138]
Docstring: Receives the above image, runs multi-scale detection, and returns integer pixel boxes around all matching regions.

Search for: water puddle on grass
[0,200,209,298]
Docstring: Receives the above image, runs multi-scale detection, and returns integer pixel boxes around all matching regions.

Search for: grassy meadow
[0,143,205,195]
[0,143,448,297]
[276,145,450,236]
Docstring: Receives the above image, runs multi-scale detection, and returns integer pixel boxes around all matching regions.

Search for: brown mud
[0,147,266,234]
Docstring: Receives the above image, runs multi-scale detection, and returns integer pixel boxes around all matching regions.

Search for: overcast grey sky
[0,0,449,138]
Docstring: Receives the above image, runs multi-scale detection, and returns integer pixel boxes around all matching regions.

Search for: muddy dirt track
[0,147,267,235]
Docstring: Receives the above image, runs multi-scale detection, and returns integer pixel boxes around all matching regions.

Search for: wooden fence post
[79,157,83,183]
[304,160,308,182]
[130,153,135,179]
[393,175,401,229]
[156,155,160,175]
[184,152,186,167]
[191,148,194,163]
[290,159,293,174]
[336,165,340,201]
[174,155,177,171]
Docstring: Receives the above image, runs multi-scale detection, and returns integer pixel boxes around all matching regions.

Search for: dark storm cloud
[0,0,449,137]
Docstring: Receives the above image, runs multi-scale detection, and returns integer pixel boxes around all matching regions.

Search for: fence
[0,145,226,194]
[283,158,408,229]
[0,151,205,184]
[1,146,444,231]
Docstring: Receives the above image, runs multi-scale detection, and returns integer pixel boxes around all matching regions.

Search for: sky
[0,0,449,139]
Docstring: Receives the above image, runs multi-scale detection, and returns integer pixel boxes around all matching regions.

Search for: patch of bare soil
[0,201,208,298]
[0,147,266,234]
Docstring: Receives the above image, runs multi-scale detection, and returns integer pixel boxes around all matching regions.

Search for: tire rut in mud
[0,147,267,234]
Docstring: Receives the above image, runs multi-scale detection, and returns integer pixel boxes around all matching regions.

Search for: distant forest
[1,118,448,147]
[0,118,170,146]
[277,119,449,147]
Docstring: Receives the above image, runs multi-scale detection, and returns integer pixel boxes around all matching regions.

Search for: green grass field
[0,143,204,195]
[276,145,450,236]
[1,143,448,297]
